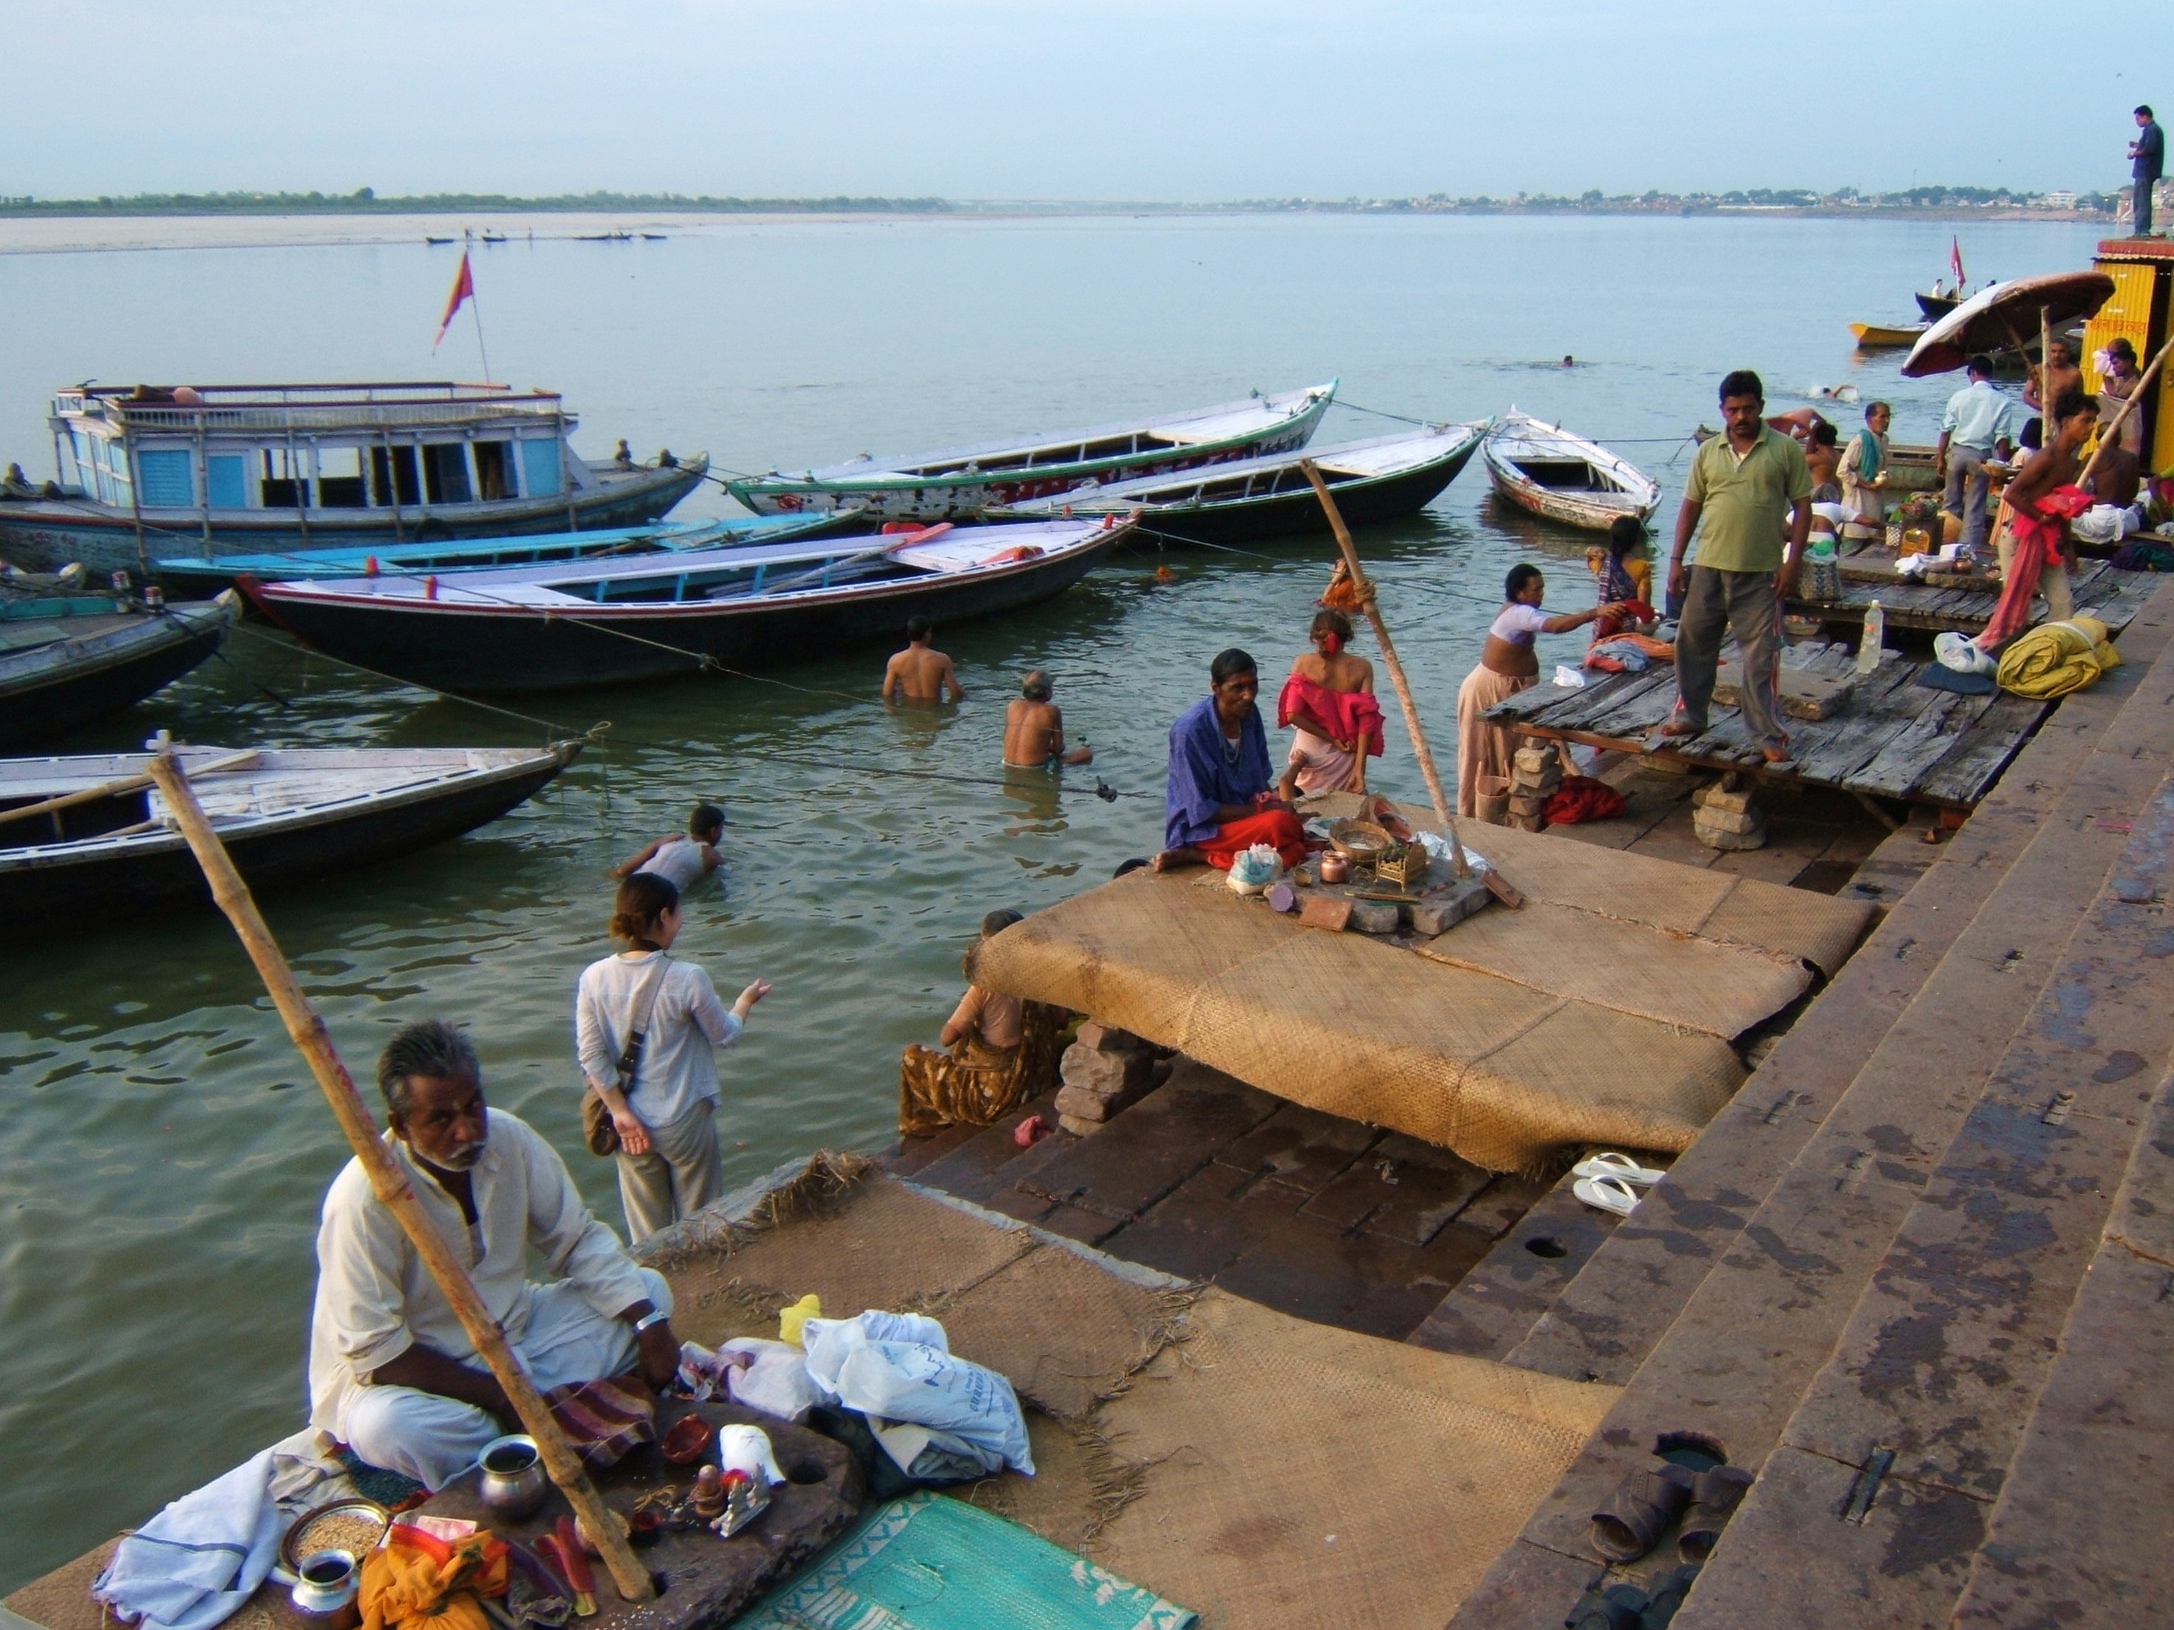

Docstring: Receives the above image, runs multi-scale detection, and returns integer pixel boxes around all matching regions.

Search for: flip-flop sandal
[1573,1151,1667,1187]
[1677,1467,1755,1562]
[1637,1563,1702,1629]
[1574,1174,1642,1217]
[1566,1582,1651,1630]
[1591,1463,1696,1563]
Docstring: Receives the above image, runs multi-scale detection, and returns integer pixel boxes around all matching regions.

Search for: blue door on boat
[522,438,562,497]
[138,449,193,508]
[207,455,246,509]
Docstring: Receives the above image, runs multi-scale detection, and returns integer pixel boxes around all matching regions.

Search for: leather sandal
[1637,1563,1702,1629]
[1677,1466,1755,1562]
[1565,1582,1650,1630]
[1591,1463,1696,1563]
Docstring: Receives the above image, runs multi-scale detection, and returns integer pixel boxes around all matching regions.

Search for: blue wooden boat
[0,381,707,575]
[991,423,1488,543]
[247,518,1131,693]
[150,512,842,592]
[0,588,241,749]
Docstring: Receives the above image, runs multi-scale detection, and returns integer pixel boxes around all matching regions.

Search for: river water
[0,212,2102,1589]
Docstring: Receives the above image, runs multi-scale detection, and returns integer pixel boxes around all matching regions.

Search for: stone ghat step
[1669,767,2174,1628]
[1444,580,2174,1630]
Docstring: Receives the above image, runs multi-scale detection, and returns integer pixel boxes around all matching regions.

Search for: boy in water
[614,803,725,891]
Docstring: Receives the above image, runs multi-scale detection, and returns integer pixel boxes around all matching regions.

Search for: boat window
[261,447,308,509]
[473,441,515,501]
[317,448,368,508]
[423,443,472,504]
[521,438,562,496]
[138,449,193,507]
[207,454,246,509]
[372,446,421,507]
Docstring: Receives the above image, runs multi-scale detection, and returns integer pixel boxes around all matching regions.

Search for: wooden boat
[481,233,508,244]
[0,382,707,575]
[424,236,455,245]
[0,589,241,749]
[246,517,1133,693]
[1916,289,1962,321]
[1482,412,1660,532]
[0,740,580,921]
[149,512,843,591]
[1852,322,1929,349]
[727,382,1338,523]
[990,423,1487,544]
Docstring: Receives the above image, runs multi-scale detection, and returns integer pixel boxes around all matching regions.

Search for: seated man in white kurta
[308,1019,680,1490]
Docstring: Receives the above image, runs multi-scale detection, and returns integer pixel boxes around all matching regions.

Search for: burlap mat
[973,871,1745,1170]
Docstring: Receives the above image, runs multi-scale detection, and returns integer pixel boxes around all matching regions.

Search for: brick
[1692,804,1761,835]
[1298,894,1353,932]
[1412,876,1491,936]
[1347,899,1401,934]
[1059,1042,1153,1094]
[1694,782,1757,814]
[1514,744,1562,777]
[1075,1020,1148,1053]
[1056,1113,1105,1138]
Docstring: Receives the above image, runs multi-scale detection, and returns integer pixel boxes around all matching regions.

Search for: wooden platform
[1486,642,2049,809]
[1793,556,2160,634]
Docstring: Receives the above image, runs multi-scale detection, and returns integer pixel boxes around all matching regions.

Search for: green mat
[733,1492,1195,1630]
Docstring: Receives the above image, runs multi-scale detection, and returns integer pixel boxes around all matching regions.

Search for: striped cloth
[542,1377,656,1469]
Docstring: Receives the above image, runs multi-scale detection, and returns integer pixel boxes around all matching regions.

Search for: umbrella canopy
[1902,270,2116,377]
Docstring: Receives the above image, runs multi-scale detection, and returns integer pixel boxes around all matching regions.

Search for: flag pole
[470,283,494,385]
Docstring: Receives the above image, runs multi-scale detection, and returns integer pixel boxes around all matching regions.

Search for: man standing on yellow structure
[2131,106,2165,238]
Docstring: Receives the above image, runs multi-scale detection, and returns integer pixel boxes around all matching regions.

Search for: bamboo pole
[0,749,259,829]
[1301,460,1522,906]
[143,749,656,1606]
[2078,329,2174,490]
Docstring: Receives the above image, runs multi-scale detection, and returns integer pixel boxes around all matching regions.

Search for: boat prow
[1482,411,1661,532]
[0,589,242,748]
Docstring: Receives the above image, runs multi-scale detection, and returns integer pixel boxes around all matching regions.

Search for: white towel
[94,1450,283,1630]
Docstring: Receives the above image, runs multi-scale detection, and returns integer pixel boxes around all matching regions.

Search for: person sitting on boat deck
[612,439,634,469]
[308,1019,680,1492]
[882,616,965,704]
[1,462,32,497]
[1939,354,2021,560]
[1004,671,1092,767]
[1837,400,1892,545]
[2097,338,2147,458]
[1276,608,1383,801]
[1459,565,1627,815]
[1586,518,1656,641]
[2026,339,2084,416]
[1804,421,1842,496]
[1154,648,1309,873]
[1653,369,1811,769]
[1937,390,2098,676]
[613,802,724,891]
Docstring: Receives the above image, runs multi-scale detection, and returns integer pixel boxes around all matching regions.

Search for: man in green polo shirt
[1655,370,1812,766]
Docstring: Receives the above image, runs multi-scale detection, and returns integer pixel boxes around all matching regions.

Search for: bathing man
[308,1020,679,1490]
[1003,671,1092,767]
[613,801,724,888]
[882,616,965,703]
[1154,648,1310,872]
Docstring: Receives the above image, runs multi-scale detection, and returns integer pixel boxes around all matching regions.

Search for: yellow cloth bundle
[359,1526,508,1630]
[1997,616,2122,699]
[779,1292,823,1347]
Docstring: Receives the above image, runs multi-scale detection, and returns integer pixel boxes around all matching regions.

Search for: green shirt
[1683,425,1811,575]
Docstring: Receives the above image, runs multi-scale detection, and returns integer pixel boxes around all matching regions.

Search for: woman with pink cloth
[1935,391,2098,677]
[1276,609,1385,800]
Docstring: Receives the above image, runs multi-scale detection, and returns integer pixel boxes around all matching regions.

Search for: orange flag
[433,252,475,351]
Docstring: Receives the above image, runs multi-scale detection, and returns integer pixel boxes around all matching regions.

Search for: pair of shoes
[1593,1456,1755,1564]
[1934,631,1997,675]
[1564,1565,1703,1630]
[1572,1152,1667,1218]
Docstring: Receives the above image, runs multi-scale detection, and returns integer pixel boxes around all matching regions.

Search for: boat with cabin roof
[726,382,1338,523]
[0,382,708,576]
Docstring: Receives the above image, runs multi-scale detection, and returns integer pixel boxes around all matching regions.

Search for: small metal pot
[478,1434,548,1522]
[290,1550,361,1630]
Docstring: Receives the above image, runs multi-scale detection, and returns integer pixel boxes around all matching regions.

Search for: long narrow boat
[246,518,1132,692]
[1482,411,1661,532]
[0,741,580,922]
[726,383,1338,523]
[0,381,707,574]
[1851,321,1929,349]
[0,589,241,749]
[149,512,843,592]
[991,423,1488,544]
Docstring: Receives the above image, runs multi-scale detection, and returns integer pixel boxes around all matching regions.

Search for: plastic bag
[1552,665,1587,689]
[721,1337,823,1423]
[715,1424,786,1487]
[800,1310,1033,1476]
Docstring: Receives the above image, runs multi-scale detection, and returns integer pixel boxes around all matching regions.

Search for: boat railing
[63,400,575,435]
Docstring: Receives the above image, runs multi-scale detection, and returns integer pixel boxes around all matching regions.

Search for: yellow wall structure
[2084,253,2174,471]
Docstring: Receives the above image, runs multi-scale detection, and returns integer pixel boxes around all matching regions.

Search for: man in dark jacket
[2133,106,2165,237]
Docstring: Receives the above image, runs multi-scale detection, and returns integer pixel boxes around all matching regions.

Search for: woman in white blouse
[576,872,771,1241]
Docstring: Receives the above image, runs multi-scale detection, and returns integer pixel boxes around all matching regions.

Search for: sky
[7,0,2171,202]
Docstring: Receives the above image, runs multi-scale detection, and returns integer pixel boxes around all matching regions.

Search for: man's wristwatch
[632,1308,670,1334]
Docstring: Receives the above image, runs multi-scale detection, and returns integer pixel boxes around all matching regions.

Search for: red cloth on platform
[1977,486,2088,652]
[1276,675,1386,757]
[1193,808,1311,870]
[1543,775,1628,826]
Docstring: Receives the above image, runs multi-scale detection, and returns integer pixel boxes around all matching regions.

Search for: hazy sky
[9,1,2169,201]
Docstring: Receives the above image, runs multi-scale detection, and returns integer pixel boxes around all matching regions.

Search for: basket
[1803,556,1842,602]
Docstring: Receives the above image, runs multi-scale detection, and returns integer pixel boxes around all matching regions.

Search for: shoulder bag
[581,955,672,1156]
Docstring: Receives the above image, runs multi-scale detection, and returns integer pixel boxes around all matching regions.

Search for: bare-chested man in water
[882,616,964,703]
[1003,671,1092,767]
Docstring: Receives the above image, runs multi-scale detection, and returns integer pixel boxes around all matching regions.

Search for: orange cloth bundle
[359,1523,509,1630]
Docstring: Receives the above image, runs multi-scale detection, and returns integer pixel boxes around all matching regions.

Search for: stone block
[1694,782,1756,814]
[1075,1020,1148,1053]
[1693,803,1762,836]
[1513,744,1560,777]
[1694,811,1767,851]
[1347,898,1402,934]
[1059,1041,1153,1094]
[1056,1113,1105,1137]
[1508,790,1551,817]
[1512,811,1546,832]
[1412,876,1491,936]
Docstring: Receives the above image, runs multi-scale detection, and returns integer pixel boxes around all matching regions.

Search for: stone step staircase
[1447,581,2174,1627]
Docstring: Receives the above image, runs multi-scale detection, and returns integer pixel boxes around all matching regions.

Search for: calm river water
[0,211,2102,1588]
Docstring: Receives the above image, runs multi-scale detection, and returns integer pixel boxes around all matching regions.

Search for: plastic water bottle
[1857,600,1884,673]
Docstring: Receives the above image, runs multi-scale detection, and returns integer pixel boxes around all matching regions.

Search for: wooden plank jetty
[1791,557,2161,635]
[1484,642,2048,809]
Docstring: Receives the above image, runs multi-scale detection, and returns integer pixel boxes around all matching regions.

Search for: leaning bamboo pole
[2078,329,2174,490]
[143,748,656,1605]
[1301,460,1522,906]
